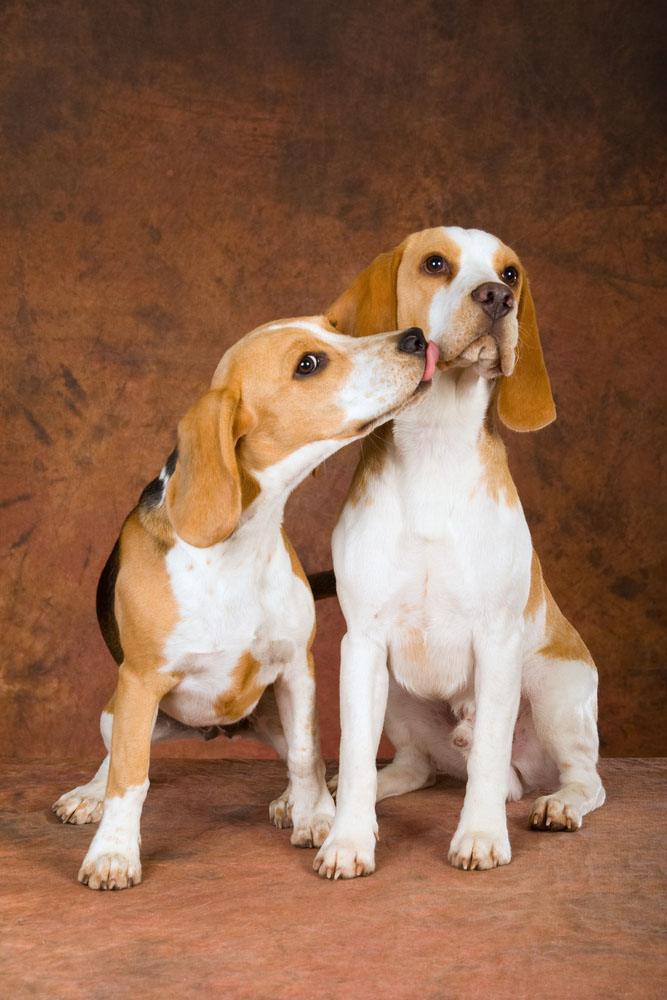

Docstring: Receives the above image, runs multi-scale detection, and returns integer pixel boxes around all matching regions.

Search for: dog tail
[308,570,337,601]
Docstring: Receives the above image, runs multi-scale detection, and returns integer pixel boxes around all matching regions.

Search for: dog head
[328,226,556,433]
[166,317,431,546]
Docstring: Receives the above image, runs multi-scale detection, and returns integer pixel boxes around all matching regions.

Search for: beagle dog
[312,227,605,879]
[53,316,432,890]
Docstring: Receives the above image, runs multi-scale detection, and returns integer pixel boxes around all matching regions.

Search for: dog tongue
[422,340,440,381]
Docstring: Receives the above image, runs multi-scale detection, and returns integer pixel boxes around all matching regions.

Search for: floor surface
[1,758,665,999]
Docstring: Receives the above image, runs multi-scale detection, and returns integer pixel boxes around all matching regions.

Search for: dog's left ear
[327,243,405,337]
[496,275,556,432]
[167,387,253,547]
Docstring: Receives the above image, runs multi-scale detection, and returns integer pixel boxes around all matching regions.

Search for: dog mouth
[436,333,515,377]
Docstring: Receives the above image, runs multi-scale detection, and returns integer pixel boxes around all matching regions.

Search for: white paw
[78,851,141,890]
[313,829,376,879]
[448,827,511,871]
[290,812,334,849]
[52,788,104,825]
[269,790,293,829]
[530,794,582,832]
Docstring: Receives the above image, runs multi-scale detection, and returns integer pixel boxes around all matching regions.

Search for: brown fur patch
[496,272,557,433]
[282,529,316,672]
[398,627,429,669]
[524,550,545,621]
[475,425,519,507]
[114,511,179,671]
[240,467,261,508]
[214,325,354,472]
[138,502,174,552]
[348,421,393,506]
[539,588,596,667]
[213,651,266,722]
[106,664,177,797]
[328,245,405,338]
[167,389,246,547]
[396,228,462,329]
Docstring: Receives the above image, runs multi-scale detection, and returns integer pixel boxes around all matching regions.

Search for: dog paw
[530,795,582,832]
[291,813,334,849]
[52,789,104,825]
[313,831,376,879]
[269,791,293,829]
[78,852,141,890]
[448,828,511,871]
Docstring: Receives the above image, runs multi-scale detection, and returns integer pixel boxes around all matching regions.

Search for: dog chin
[436,333,514,380]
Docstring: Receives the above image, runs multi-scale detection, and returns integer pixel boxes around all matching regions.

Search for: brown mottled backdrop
[1,0,664,761]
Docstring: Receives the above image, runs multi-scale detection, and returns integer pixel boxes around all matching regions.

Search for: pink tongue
[422,340,440,381]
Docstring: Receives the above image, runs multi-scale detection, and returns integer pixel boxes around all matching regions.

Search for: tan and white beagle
[312,227,605,879]
[53,316,432,890]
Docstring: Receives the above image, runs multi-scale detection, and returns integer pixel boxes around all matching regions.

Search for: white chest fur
[334,373,532,704]
[161,522,312,726]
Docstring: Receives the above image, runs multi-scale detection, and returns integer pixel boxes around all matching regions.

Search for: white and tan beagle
[313,227,605,879]
[53,316,432,890]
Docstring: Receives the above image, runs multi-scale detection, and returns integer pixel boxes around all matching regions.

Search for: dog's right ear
[496,275,556,432]
[327,243,405,337]
[167,388,250,547]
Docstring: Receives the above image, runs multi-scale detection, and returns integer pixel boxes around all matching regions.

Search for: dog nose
[471,282,515,321]
[397,327,426,355]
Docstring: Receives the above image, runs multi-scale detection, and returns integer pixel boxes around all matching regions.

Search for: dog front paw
[448,827,511,871]
[52,788,104,825]
[269,789,293,829]
[313,828,376,879]
[530,794,582,831]
[291,812,334,849]
[78,851,141,890]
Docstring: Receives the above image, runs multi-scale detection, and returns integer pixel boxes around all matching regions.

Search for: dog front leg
[448,627,522,870]
[78,665,175,890]
[272,654,335,849]
[314,632,388,879]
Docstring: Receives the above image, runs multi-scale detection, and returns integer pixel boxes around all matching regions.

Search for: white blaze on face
[336,332,422,426]
[427,227,507,351]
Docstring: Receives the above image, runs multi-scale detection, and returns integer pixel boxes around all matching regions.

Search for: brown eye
[423,254,449,276]
[501,265,519,286]
[294,353,326,378]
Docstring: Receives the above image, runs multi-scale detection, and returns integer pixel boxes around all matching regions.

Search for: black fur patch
[138,446,178,509]
[96,537,123,665]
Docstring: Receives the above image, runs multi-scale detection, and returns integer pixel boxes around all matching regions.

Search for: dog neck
[392,368,495,466]
[237,437,341,541]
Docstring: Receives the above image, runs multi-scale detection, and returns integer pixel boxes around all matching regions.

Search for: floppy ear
[327,244,404,337]
[496,275,556,432]
[166,388,245,547]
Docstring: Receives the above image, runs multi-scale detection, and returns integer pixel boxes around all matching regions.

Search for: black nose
[397,327,426,355]
[471,282,515,321]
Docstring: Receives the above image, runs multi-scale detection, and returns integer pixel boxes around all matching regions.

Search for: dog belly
[388,625,473,703]
[160,674,268,728]
[159,647,282,728]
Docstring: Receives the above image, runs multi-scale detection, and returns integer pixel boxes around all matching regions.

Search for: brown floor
[1,758,664,999]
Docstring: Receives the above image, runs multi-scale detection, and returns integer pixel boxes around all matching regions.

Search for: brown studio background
[1,0,665,761]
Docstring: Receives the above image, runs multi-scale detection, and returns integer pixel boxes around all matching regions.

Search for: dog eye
[423,254,450,276]
[294,353,325,378]
[501,265,519,285]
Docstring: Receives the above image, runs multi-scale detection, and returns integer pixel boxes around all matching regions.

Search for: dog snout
[471,282,515,322]
[397,327,426,356]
